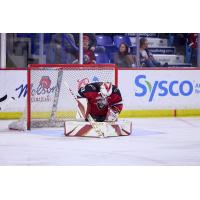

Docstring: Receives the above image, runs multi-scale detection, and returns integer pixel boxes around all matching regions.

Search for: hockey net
[10,64,117,130]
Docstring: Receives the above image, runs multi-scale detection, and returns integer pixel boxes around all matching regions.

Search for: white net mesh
[29,64,116,128]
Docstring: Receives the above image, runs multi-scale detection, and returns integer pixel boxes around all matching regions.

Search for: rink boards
[0,68,200,118]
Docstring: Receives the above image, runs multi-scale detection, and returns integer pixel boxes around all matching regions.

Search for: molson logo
[39,76,51,89]
[15,76,58,102]
[31,76,57,96]
[134,75,194,102]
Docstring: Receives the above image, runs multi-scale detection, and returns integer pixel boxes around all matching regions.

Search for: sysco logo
[135,75,193,102]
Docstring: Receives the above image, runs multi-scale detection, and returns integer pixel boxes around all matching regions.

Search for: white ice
[0,117,200,166]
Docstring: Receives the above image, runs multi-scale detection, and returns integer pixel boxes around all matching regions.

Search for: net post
[198,33,200,67]
[79,33,83,64]
[0,33,6,69]
[27,67,31,130]
[114,65,118,87]
[136,33,140,67]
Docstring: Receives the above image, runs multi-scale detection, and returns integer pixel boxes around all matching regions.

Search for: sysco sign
[134,75,194,102]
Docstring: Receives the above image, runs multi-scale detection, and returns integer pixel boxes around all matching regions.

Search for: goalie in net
[76,82,123,122]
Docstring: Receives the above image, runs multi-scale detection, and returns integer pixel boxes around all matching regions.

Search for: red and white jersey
[188,33,198,49]
[83,49,96,64]
[78,82,123,118]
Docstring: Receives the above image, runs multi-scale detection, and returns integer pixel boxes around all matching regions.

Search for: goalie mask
[100,82,113,98]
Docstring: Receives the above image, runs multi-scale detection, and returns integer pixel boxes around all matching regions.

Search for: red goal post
[27,64,118,130]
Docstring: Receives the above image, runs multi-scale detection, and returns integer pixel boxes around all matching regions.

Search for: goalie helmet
[100,82,113,98]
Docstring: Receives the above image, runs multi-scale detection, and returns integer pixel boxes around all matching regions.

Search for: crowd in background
[4,33,198,68]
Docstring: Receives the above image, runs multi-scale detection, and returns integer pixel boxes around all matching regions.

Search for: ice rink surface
[0,117,200,166]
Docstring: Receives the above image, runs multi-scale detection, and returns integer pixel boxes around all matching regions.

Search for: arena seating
[147,47,175,55]
[167,63,192,67]
[185,43,192,63]
[16,33,39,54]
[95,34,192,67]
[130,37,168,47]
[127,33,159,37]
[94,52,109,64]
[153,55,184,64]
[96,35,113,46]
[129,37,176,55]
[94,46,106,53]
[12,33,193,67]
[113,35,132,48]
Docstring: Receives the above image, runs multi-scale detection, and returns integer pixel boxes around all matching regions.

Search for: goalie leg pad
[64,120,132,137]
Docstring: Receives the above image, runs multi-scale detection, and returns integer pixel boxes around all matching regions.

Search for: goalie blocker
[64,82,132,137]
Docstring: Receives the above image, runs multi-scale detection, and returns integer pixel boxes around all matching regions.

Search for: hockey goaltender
[64,82,132,138]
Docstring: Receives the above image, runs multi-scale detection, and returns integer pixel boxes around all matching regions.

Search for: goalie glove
[106,108,119,122]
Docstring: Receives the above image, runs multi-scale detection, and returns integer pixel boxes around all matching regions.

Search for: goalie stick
[0,95,27,131]
[0,96,16,111]
[0,94,8,103]
[50,69,63,122]
[64,81,105,138]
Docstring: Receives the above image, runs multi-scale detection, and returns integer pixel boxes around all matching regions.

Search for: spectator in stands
[140,37,163,67]
[187,33,198,66]
[73,33,97,51]
[113,42,136,68]
[45,33,77,64]
[172,33,187,55]
[84,33,97,51]
[51,33,77,53]
[187,33,197,49]
[73,35,96,64]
